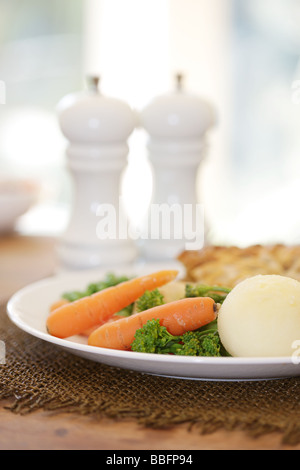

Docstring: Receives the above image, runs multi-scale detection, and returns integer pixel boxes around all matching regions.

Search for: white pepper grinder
[56,76,137,269]
[139,74,216,260]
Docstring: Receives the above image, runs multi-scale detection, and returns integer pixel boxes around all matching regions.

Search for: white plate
[6,267,300,382]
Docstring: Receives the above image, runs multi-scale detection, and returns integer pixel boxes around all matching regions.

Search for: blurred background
[1,0,300,247]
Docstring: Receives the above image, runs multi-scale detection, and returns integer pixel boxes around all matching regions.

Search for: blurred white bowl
[0,180,38,234]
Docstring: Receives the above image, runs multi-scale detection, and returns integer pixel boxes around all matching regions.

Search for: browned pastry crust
[178,244,300,288]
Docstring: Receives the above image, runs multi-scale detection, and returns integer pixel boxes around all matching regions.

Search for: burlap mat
[1,303,300,446]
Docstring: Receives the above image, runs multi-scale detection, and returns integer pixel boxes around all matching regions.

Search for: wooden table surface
[0,234,299,451]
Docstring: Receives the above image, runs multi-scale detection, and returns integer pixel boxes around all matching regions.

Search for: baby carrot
[50,299,69,312]
[46,270,178,338]
[81,314,125,337]
[88,297,217,350]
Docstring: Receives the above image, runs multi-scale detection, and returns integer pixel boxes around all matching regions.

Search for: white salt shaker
[56,77,137,269]
[139,74,216,260]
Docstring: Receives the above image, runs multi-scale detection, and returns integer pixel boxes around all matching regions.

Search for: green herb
[62,273,135,316]
[185,284,231,304]
[136,289,165,313]
[115,304,134,317]
[131,318,230,357]
[62,273,132,302]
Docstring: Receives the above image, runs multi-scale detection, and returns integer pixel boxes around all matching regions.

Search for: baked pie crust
[178,244,300,288]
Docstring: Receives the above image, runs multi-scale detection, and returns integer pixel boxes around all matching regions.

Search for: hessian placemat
[1,303,300,446]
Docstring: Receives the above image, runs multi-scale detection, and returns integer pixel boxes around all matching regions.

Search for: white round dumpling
[217,274,300,357]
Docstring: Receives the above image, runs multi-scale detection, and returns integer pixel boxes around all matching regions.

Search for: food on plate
[131,319,222,356]
[178,244,300,288]
[218,274,300,357]
[47,248,300,358]
[50,299,69,312]
[50,273,135,317]
[157,281,187,304]
[135,288,164,313]
[185,283,231,304]
[60,273,132,303]
[46,269,178,338]
[87,296,217,350]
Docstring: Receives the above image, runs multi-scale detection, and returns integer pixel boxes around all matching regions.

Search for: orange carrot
[81,315,125,337]
[50,300,123,335]
[88,297,216,350]
[46,270,178,338]
[50,299,69,312]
